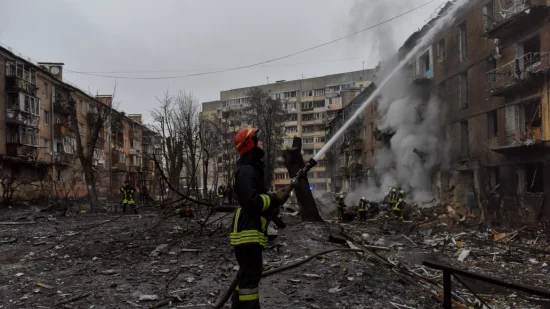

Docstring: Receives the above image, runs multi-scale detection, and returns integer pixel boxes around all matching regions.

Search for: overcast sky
[0,0,446,123]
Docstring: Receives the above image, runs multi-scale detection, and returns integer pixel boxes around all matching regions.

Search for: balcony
[483,0,548,39]
[54,123,73,138]
[413,64,434,84]
[54,152,75,164]
[129,130,141,140]
[6,110,40,128]
[6,144,38,161]
[5,76,37,96]
[93,136,105,149]
[116,162,128,171]
[487,52,550,96]
[129,148,138,155]
[86,111,98,124]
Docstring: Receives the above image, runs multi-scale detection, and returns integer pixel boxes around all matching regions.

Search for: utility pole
[266,77,269,84]
[362,61,365,80]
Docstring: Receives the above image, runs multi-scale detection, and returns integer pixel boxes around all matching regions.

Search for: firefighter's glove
[274,190,290,206]
[267,203,280,218]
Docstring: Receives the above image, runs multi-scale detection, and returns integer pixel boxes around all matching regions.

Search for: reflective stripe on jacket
[358,200,367,211]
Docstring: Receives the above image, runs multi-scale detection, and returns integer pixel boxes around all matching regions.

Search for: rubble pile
[336,203,550,309]
[0,206,440,308]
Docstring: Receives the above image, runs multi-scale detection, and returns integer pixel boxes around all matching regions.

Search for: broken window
[460,73,468,109]
[489,167,499,188]
[437,39,445,60]
[483,1,494,31]
[487,110,498,138]
[459,22,467,62]
[419,50,431,76]
[525,163,544,193]
[524,100,542,141]
[486,58,497,82]
[460,120,469,158]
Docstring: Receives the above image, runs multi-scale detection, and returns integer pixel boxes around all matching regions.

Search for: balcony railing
[483,0,544,38]
[129,130,141,140]
[413,64,434,83]
[7,144,38,160]
[5,75,37,96]
[54,151,75,164]
[487,52,550,95]
[129,148,138,155]
[6,110,40,128]
[54,99,72,115]
[54,123,73,137]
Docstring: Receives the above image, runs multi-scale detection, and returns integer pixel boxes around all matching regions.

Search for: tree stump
[283,137,324,222]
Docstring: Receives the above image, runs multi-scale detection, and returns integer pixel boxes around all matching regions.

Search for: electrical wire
[67,57,374,74]
[65,0,441,80]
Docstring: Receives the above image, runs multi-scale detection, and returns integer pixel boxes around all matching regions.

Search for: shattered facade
[0,46,162,201]
[337,0,550,225]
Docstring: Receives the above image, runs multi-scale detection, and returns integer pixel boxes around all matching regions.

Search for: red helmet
[234,127,259,157]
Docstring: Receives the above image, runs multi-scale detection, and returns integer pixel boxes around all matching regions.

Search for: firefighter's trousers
[123,201,138,214]
[358,210,366,222]
[232,244,263,309]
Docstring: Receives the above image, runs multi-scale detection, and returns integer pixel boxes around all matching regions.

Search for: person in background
[336,194,346,220]
[358,197,368,222]
[218,184,226,206]
[120,180,138,214]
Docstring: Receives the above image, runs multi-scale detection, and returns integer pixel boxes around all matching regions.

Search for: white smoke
[346,64,448,206]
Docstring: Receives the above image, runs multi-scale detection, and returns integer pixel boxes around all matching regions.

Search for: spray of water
[314,0,471,162]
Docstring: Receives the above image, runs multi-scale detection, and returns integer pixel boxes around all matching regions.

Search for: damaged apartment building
[0,45,162,201]
[441,0,550,223]
[328,0,550,223]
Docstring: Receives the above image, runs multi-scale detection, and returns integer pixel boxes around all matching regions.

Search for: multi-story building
[202,70,375,193]
[0,44,160,201]
[339,0,550,223]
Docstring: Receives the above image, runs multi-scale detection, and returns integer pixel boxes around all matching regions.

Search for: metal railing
[424,260,550,309]
[487,52,550,91]
[484,0,531,29]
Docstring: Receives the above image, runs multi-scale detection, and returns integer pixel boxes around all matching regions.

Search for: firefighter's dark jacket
[230,148,278,249]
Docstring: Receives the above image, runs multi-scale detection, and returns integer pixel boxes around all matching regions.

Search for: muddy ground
[1,204,549,308]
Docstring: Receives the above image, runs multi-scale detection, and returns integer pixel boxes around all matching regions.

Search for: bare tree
[62,86,115,211]
[178,92,202,197]
[246,88,286,187]
[199,118,221,198]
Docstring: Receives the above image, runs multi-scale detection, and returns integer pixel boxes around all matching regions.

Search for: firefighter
[120,180,138,214]
[358,197,368,222]
[336,194,346,220]
[393,198,404,221]
[397,187,405,201]
[218,184,226,206]
[231,127,289,309]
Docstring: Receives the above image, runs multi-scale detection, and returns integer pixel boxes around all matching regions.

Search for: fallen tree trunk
[282,137,323,222]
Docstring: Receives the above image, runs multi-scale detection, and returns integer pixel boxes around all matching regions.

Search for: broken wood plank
[282,137,323,222]
[0,238,17,245]
[55,292,90,305]
[0,221,36,225]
